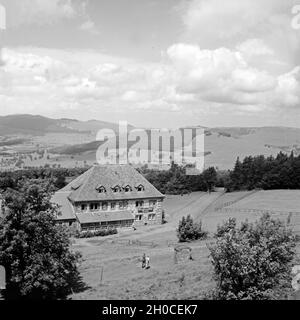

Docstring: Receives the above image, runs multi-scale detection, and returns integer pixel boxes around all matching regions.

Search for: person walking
[145,255,150,269]
[142,253,146,269]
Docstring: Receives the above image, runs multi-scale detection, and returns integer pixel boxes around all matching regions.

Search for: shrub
[209,214,296,300]
[177,215,208,242]
[214,217,236,238]
[77,228,118,238]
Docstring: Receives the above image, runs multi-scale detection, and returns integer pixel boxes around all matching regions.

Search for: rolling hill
[50,126,300,169]
[0,114,131,136]
[1,114,300,170]
[203,126,300,168]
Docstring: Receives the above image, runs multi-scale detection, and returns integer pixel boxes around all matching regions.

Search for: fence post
[100,266,104,285]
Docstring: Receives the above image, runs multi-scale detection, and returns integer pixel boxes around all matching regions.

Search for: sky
[0,0,300,128]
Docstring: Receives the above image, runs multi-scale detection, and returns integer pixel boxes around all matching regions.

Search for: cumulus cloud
[0,43,299,123]
[180,0,300,68]
[0,48,182,119]
[166,42,300,110]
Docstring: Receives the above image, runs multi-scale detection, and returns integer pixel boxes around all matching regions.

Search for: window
[123,185,132,192]
[96,186,106,193]
[135,214,143,221]
[90,203,99,211]
[149,200,157,207]
[111,202,116,210]
[81,204,87,211]
[136,185,145,192]
[136,201,144,208]
[119,201,128,210]
[112,185,121,193]
[81,222,101,231]
[101,202,108,211]
[148,214,156,221]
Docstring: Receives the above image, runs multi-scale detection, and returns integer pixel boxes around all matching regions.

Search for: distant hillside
[1,115,300,170]
[51,126,300,169]
[0,115,78,135]
[0,114,131,136]
[203,127,300,169]
[59,118,134,134]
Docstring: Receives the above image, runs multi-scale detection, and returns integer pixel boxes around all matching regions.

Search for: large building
[51,164,165,232]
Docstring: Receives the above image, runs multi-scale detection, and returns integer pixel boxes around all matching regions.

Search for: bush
[76,228,118,238]
[177,215,208,242]
[209,214,296,300]
[214,217,236,238]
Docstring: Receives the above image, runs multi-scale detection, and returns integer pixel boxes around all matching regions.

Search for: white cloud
[236,39,274,58]
[79,19,99,35]
[0,42,299,124]
[180,0,299,69]
[166,42,300,110]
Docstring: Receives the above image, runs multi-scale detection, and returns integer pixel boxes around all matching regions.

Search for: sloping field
[210,190,258,211]
[230,190,300,212]
[70,190,300,300]
[71,239,213,300]
[202,190,300,234]
[163,192,206,222]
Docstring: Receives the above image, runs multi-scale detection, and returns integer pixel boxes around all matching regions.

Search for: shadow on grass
[2,271,91,301]
[67,271,91,298]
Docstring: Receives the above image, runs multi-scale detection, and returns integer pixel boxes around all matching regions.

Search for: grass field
[70,190,300,300]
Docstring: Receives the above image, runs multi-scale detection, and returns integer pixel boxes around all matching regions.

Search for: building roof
[77,211,134,224]
[61,164,164,202]
[51,191,77,221]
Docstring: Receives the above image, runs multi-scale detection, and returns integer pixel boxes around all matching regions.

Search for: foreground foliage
[209,214,296,300]
[0,182,83,300]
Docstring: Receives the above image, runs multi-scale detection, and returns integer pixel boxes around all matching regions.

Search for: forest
[226,151,300,191]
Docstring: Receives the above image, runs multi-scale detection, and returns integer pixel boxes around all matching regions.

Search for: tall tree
[202,167,217,192]
[0,182,82,300]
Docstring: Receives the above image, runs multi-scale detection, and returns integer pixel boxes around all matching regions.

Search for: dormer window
[135,184,145,192]
[96,185,106,193]
[111,185,122,193]
[123,185,132,193]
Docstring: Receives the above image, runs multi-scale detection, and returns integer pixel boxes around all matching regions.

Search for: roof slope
[51,191,77,221]
[61,164,164,202]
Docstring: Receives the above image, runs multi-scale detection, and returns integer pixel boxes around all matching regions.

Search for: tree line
[226,151,300,191]
[0,167,88,193]
[140,163,218,194]
[142,151,300,194]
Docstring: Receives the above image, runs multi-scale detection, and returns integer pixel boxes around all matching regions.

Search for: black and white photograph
[0,0,300,309]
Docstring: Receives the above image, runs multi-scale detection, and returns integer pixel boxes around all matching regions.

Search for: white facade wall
[73,198,163,227]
